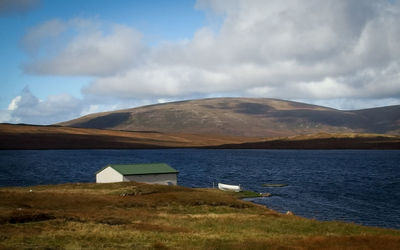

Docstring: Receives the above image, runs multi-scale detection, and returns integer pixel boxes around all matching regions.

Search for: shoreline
[1,182,399,249]
[1,182,399,230]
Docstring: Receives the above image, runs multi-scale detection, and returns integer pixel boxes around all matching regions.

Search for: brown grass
[0,123,261,149]
[0,182,399,249]
[1,123,399,149]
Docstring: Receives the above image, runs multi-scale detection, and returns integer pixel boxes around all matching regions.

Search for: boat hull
[218,183,241,192]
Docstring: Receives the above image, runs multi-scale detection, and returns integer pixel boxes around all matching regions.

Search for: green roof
[99,163,179,176]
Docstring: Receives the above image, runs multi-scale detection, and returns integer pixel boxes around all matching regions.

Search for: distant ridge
[59,98,400,137]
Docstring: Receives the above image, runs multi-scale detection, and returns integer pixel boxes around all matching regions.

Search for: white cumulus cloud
[8,96,22,111]
[2,87,160,125]
[22,19,144,76]
[22,0,400,110]
[4,87,85,124]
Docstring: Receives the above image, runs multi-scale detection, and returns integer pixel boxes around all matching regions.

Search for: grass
[2,123,399,150]
[1,182,400,249]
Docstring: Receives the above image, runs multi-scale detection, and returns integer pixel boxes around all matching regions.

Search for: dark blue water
[1,149,399,229]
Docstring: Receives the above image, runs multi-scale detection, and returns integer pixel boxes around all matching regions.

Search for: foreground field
[1,183,399,249]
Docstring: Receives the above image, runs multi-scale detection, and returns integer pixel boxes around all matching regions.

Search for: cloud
[22,19,144,76]
[23,0,400,110]
[0,110,11,123]
[4,87,85,124]
[0,0,40,16]
[21,19,66,55]
[2,87,159,125]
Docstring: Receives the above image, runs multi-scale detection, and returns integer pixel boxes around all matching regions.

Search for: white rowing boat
[218,183,241,192]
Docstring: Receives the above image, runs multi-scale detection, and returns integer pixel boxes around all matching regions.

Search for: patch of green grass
[233,190,262,198]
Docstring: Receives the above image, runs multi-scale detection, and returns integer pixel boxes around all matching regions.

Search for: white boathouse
[96,163,179,185]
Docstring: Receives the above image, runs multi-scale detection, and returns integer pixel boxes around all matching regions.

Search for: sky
[1,0,400,125]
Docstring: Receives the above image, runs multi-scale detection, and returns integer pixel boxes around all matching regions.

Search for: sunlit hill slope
[60,98,400,137]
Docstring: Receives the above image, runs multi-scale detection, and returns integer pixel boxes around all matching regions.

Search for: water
[0,149,399,229]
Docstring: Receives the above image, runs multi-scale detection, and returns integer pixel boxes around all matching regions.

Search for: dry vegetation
[0,124,261,149]
[214,133,400,149]
[1,182,400,249]
[1,123,399,149]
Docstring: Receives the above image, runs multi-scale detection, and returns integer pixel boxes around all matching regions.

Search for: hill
[1,182,399,249]
[59,98,400,137]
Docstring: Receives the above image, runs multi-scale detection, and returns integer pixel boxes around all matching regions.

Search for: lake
[0,149,399,229]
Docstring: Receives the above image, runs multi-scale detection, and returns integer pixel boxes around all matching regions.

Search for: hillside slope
[59,98,400,137]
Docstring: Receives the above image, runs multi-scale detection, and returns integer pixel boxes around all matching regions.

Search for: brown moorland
[1,123,399,149]
[0,123,261,149]
[212,133,400,150]
[1,182,400,249]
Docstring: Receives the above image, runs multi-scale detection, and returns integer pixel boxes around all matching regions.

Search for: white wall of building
[96,166,123,183]
[123,173,177,185]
